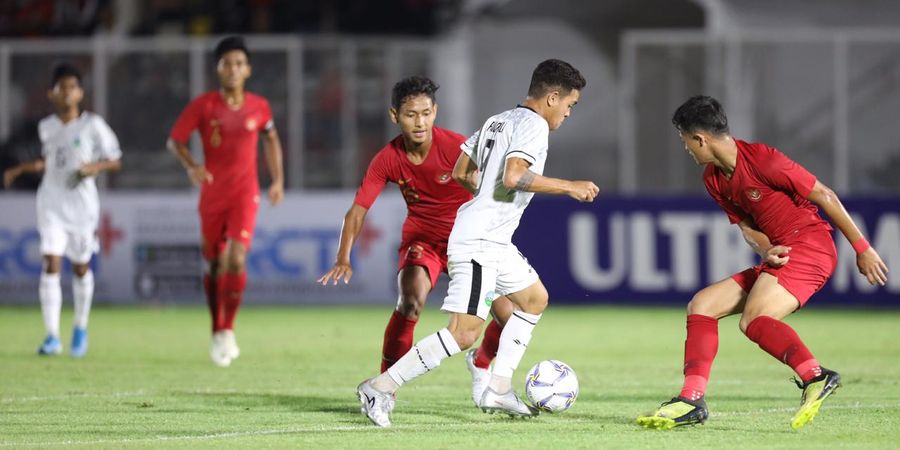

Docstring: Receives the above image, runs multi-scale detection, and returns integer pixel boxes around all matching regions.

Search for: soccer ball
[524,360,579,413]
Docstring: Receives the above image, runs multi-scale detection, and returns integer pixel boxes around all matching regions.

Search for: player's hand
[268,181,284,206]
[187,165,213,187]
[318,262,353,285]
[78,163,100,178]
[764,245,791,267]
[3,168,19,188]
[567,180,600,202]
[857,247,888,286]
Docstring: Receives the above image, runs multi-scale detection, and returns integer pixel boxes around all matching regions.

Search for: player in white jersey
[2,63,122,357]
[357,59,600,426]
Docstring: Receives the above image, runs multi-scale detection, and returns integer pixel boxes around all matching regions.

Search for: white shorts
[441,243,540,320]
[39,224,98,264]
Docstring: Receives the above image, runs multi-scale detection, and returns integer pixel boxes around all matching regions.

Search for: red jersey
[169,91,273,211]
[704,139,831,244]
[354,127,472,244]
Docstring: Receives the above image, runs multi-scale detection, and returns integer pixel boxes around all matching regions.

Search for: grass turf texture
[1,305,899,449]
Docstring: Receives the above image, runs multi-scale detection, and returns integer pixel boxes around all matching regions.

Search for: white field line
[2,403,898,448]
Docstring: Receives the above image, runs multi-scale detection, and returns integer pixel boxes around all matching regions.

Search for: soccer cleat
[356,379,395,427]
[70,327,88,358]
[465,349,491,407]
[636,396,709,430]
[37,335,62,356]
[210,331,232,367]
[221,329,240,360]
[790,367,841,430]
[480,387,539,418]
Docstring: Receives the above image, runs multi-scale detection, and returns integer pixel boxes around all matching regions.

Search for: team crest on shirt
[245,118,257,131]
[746,188,762,202]
[436,173,452,184]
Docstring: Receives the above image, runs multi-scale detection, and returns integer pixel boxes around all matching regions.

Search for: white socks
[489,311,542,393]
[39,272,62,337]
[374,328,461,393]
[73,270,94,329]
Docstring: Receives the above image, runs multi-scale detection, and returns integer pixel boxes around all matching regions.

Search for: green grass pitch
[1,305,899,449]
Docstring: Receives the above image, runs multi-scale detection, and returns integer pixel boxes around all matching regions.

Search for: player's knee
[72,264,89,277]
[738,312,760,334]
[397,294,425,319]
[224,253,246,273]
[42,257,61,274]
[687,291,715,316]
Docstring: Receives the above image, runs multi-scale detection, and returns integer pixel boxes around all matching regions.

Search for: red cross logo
[97,211,124,256]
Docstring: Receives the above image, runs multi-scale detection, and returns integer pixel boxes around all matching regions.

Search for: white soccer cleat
[210,331,232,367]
[480,387,539,418]
[221,329,240,360]
[357,379,395,427]
[465,349,491,407]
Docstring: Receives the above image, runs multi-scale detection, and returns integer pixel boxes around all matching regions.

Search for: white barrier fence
[0,192,408,305]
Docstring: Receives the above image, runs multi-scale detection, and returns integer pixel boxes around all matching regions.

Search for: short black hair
[527,59,586,98]
[391,76,439,111]
[214,36,250,63]
[50,63,82,88]
[672,95,729,135]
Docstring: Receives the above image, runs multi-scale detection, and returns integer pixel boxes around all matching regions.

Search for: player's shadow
[178,391,476,423]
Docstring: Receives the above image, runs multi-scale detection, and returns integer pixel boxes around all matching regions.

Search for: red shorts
[397,238,448,289]
[199,195,260,260]
[731,229,837,306]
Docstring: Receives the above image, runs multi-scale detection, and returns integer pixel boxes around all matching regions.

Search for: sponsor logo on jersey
[436,173,452,184]
[746,188,762,202]
[484,290,495,307]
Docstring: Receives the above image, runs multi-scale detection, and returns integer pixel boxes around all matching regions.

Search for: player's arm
[78,159,121,178]
[452,151,479,194]
[166,138,212,186]
[261,127,284,205]
[318,204,369,285]
[807,180,888,286]
[3,159,45,188]
[735,218,792,268]
[503,157,599,202]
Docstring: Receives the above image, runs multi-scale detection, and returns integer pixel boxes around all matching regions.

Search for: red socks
[745,316,821,383]
[381,310,418,373]
[679,314,719,401]
[474,320,502,369]
[203,273,219,333]
[217,272,247,331]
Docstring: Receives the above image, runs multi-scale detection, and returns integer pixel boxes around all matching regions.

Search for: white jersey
[36,112,122,232]
[448,106,549,253]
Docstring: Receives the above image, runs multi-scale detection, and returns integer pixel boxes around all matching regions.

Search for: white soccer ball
[524,359,579,413]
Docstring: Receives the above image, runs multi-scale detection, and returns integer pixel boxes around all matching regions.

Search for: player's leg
[201,236,222,333]
[199,208,228,336]
[739,272,839,429]
[37,226,66,355]
[478,246,544,416]
[472,296,512,369]
[465,295,513,405]
[69,262,92,357]
[38,254,63,355]
[211,201,257,366]
[637,276,748,429]
[381,241,438,372]
[215,239,248,363]
[67,230,97,358]
[358,258,496,426]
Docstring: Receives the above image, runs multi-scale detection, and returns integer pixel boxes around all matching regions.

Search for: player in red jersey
[318,76,510,401]
[167,36,284,367]
[637,96,889,430]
